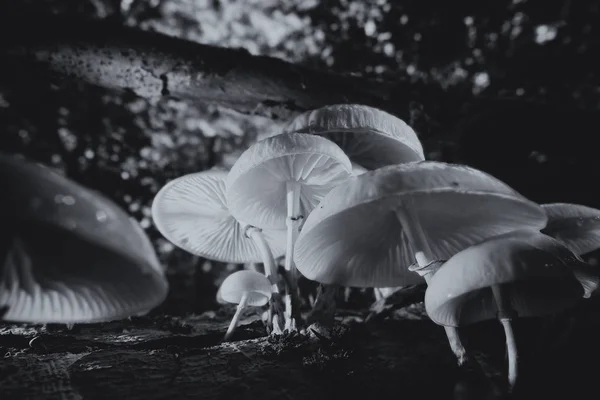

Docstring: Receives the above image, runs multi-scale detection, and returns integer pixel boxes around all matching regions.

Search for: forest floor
[1,300,600,400]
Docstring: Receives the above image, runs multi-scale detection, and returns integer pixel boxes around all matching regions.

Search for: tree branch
[0,13,418,121]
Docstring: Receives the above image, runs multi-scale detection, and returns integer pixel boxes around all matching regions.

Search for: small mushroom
[220,270,272,341]
[541,203,600,255]
[281,104,425,169]
[0,153,168,323]
[294,161,547,364]
[425,229,598,391]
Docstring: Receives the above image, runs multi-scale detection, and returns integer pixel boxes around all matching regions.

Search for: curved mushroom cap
[226,133,352,230]
[294,161,548,288]
[541,203,600,255]
[425,230,596,327]
[219,270,272,306]
[0,153,168,323]
[152,170,286,263]
[281,104,425,169]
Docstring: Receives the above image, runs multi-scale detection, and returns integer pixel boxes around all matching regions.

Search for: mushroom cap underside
[152,170,286,262]
[226,133,352,230]
[295,162,547,288]
[425,230,592,327]
[281,104,425,169]
[0,222,168,323]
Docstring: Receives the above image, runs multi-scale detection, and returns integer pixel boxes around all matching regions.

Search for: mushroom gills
[1,225,164,323]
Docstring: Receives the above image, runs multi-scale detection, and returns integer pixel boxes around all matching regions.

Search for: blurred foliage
[1,0,599,314]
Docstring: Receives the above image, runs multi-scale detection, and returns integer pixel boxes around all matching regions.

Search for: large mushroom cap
[281,104,425,169]
[152,170,286,263]
[425,230,594,327]
[0,153,168,323]
[226,133,352,230]
[294,161,548,288]
[219,270,272,306]
[541,203,600,255]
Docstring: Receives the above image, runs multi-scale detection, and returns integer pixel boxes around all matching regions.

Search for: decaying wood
[0,13,419,121]
[2,301,600,400]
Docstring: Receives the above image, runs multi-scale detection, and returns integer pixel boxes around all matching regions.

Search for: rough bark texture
[2,300,600,400]
[0,13,418,121]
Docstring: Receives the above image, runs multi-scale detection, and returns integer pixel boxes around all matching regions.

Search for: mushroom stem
[224,291,249,341]
[283,181,303,330]
[500,318,518,391]
[245,227,279,291]
[244,226,286,334]
[280,266,303,330]
[285,181,302,272]
[395,205,469,366]
[491,284,519,392]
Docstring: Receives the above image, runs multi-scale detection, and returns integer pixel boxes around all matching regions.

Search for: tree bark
[3,303,600,399]
[0,13,418,121]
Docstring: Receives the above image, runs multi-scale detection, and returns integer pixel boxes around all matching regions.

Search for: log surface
[0,13,418,121]
[2,302,600,400]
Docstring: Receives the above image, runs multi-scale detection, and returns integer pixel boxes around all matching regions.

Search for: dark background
[1,0,599,315]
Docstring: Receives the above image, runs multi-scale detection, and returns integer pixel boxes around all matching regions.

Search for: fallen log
[0,13,419,121]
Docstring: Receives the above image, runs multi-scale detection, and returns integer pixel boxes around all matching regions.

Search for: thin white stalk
[395,201,469,366]
[282,181,303,330]
[246,227,279,292]
[224,292,249,341]
[245,227,286,335]
[491,284,519,392]
[285,181,302,271]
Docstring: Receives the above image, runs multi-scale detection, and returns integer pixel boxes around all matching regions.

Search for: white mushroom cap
[0,153,168,323]
[281,104,425,169]
[226,133,352,230]
[219,270,272,306]
[152,170,286,263]
[542,203,600,255]
[294,161,548,288]
[425,230,597,327]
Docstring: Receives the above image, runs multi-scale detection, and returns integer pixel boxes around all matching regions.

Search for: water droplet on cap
[96,211,108,222]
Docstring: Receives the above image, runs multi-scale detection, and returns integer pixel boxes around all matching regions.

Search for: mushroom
[0,153,168,323]
[151,169,285,282]
[424,229,599,391]
[294,161,547,364]
[541,203,600,256]
[281,104,425,169]
[220,270,272,341]
[226,133,352,326]
[151,169,287,332]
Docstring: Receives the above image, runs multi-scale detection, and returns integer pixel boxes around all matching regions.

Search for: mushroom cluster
[153,103,600,391]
